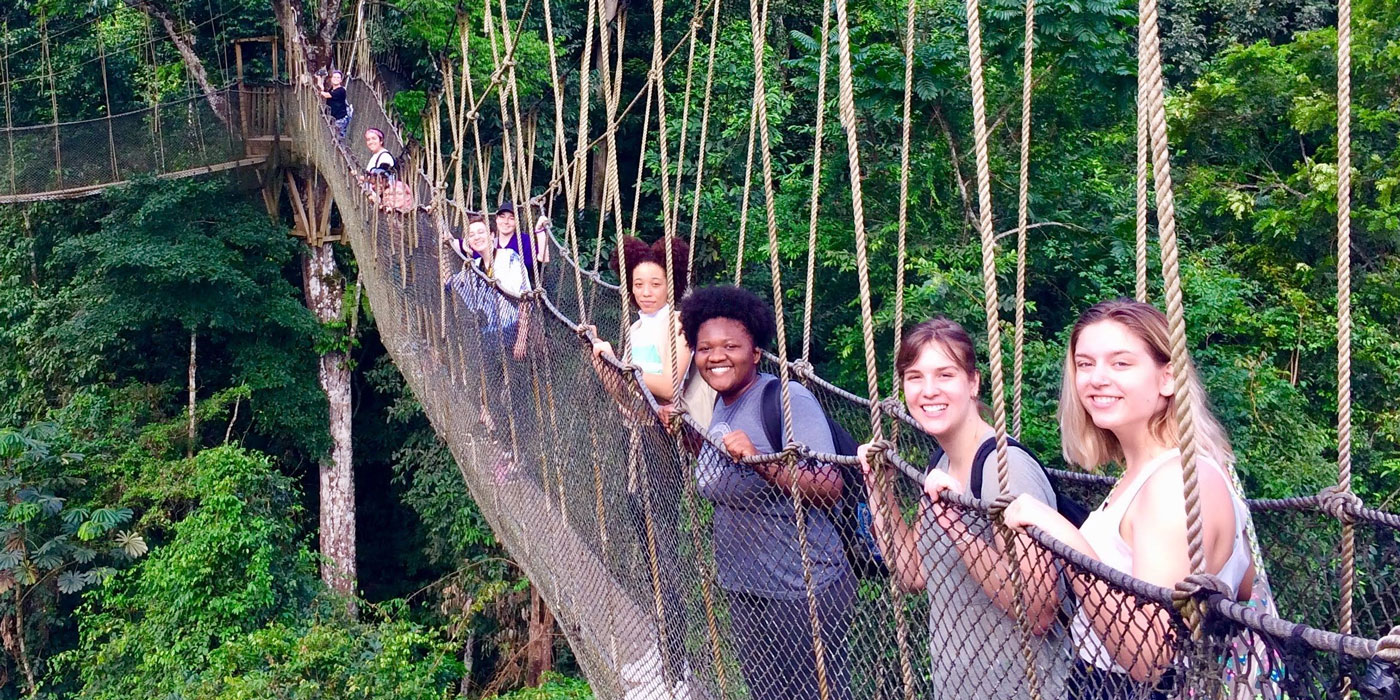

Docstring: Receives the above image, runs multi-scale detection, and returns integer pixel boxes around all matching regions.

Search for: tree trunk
[460,631,475,695]
[303,241,357,606]
[273,0,342,73]
[525,585,555,686]
[123,0,230,128]
[13,589,34,695]
[187,331,197,458]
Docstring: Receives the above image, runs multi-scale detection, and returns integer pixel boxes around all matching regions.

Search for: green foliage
[488,673,594,700]
[0,176,326,454]
[60,446,318,698]
[191,615,463,699]
[0,422,146,694]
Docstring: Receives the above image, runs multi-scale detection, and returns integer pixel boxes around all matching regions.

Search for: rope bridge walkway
[2,0,1396,695]
[278,60,1400,698]
[0,86,284,204]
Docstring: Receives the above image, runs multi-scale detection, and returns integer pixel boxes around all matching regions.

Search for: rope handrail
[0,83,247,133]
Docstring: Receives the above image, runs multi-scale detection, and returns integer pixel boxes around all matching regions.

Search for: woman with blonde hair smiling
[1003,298,1263,699]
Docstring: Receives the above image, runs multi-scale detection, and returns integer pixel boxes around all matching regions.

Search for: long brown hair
[1058,298,1234,469]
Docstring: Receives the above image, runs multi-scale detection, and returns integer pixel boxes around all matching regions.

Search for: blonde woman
[1004,299,1261,700]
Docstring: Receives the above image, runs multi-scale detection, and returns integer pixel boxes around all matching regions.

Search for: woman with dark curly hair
[680,285,854,700]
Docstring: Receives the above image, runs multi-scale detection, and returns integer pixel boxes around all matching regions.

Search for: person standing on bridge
[363,128,395,177]
[856,317,1068,700]
[492,201,551,285]
[443,216,533,477]
[680,285,854,700]
[589,235,705,700]
[317,70,350,141]
[1001,299,1261,700]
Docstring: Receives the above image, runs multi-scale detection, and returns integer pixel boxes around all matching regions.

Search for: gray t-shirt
[922,431,1068,700]
[697,373,849,599]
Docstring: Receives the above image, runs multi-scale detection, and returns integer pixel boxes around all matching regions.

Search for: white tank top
[1071,448,1252,672]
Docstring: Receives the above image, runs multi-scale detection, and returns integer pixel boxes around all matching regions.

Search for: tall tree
[122,0,231,126]
[281,167,359,602]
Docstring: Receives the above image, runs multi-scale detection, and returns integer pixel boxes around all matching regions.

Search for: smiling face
[695,317,760,400]
[330,71,343,88]
[1071,319,1173,437]
[630,261,668,315]
[364,130,382,152]
[495,211,517,237]
[466,220,492,254]
[902,342,980,439]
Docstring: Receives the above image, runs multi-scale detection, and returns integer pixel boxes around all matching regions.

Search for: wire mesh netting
[0,87,277,201]
[284,79,1395,700]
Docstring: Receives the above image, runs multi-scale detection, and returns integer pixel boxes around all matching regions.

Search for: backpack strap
[968,436,1027,501]
[758,378,783,452]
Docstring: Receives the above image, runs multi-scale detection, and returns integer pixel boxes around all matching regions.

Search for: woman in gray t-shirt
[680,285,855,700]
[858,318,1066,700]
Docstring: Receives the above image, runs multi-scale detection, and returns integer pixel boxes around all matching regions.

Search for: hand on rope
[922,468,972,533]
[855,439,897,479]
[1170,571,1230,640]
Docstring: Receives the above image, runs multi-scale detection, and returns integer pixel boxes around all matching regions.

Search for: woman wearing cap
[442,216,533,473]
[493,201,552,282]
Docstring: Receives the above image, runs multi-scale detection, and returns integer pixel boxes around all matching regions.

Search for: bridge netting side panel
[0,88,272,201]
[287,79,1389,700]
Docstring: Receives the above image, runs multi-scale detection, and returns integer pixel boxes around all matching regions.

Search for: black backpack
[930,436,1091,527]
[757,379,889,580]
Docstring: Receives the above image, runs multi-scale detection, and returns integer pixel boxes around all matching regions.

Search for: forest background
[0,0,1396,695]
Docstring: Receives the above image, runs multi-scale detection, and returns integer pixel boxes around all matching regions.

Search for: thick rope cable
[1139,0,1209,579]
[825,0,921,698]
[685,0,721,282]
[1134,39,1150,304]
[1012,0,1034,438]
[1334,0,1356,648]
[733,99,759,285]
[892,0,916,384]
[962,0,1044,693]
[667,8,702,243]
[627,65,654,239]
[566,0,598,318]
[800,1,833,363]
[747,0,839,696]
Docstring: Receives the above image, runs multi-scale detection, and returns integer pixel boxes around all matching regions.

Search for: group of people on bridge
[580,238,1266,700]
[322,77,1273,700]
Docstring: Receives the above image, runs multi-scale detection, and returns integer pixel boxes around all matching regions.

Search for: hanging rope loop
[986,492,1018,521]
[862,438,897,466]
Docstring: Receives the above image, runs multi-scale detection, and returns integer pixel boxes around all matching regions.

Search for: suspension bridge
[1,0,1398,697]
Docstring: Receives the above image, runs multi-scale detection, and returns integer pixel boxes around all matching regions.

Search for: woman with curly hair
[592,235,693,404]
[680,284,854,700]
[590,236,704,697]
